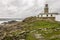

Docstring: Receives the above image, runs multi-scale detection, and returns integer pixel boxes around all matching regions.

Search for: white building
[38,4,59,20]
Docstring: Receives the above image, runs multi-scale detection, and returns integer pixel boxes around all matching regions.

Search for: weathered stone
[19,39,25,40]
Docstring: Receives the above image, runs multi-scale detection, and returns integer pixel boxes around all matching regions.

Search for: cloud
[0,0,60,19]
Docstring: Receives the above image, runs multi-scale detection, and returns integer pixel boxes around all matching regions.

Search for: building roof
[39,13,59,15]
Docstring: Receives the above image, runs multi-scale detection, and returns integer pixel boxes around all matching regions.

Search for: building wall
[55,15,60,21]
[43,14,46,17]
[38,14,56,17]
[39,17,55,20]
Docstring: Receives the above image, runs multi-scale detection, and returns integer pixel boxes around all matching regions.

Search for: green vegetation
[0,17,60,40]
[24,19,60,30]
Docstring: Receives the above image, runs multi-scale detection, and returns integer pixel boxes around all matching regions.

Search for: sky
[0,0,60,21]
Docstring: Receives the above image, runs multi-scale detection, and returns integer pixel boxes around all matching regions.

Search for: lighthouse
[44,4,49,13]
[37,3,58,20]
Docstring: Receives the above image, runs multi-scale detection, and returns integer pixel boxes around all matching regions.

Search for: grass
[2,18,60,40]
[26,33,37,40]
[24,20,60,40]
[25,20,60,30]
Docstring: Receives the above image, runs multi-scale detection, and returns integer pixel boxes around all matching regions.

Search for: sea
[0,21,7,24]
[0,18,24,24]
[0,19,23,24]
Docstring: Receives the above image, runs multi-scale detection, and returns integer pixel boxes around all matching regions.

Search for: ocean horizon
[0,20,23,24]
[0,18,24,24]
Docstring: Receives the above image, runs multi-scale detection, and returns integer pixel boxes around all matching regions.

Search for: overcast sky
[0,0,60,21]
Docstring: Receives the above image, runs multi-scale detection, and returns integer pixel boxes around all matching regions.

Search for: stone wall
[37,17,55,21]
